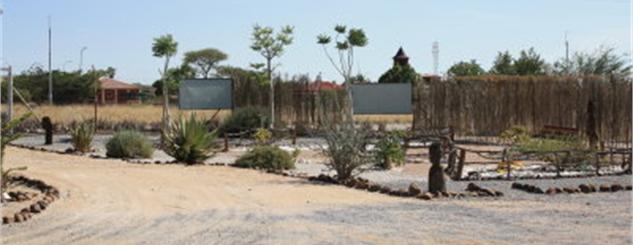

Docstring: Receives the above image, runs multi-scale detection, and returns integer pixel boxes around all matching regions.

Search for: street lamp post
[79,46,87,72]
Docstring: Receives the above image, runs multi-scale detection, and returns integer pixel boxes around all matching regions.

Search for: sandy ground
[1,147,631,245]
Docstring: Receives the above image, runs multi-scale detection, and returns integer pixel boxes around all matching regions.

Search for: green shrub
[374,131,406,169]
[235,145,295,170]
[220,107,269,134]
[253,128,272,145]
[164,114,218,165]
[106,130,154,158]
[70,121,94,153]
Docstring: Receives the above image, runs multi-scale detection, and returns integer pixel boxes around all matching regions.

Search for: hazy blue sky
[1,0,630,84]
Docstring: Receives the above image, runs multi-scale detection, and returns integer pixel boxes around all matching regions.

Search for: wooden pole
[223,133,229,152]
[454,149,466,180]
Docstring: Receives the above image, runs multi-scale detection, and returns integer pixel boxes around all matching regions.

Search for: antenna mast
[432,41,439,75]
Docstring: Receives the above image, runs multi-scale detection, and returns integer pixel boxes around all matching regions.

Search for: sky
[0,0,630,84]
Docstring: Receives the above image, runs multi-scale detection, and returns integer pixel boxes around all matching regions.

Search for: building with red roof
[98,77,141,104]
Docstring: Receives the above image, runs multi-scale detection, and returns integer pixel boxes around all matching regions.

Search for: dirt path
[1,147,631,245]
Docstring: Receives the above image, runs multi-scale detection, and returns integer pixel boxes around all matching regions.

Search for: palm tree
[152,34,178,144]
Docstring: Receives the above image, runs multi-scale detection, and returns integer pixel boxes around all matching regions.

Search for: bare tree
[317,25,368,123]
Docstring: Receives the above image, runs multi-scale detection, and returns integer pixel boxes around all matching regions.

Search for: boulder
[511,182,524,190]
[626,185,632,191]
[599,185,611,192]
[408,183,422,196]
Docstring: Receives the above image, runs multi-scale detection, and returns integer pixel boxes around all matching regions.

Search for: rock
[599,185,611,192]
[368,184,381,192]
[354,182,368,190]
[479,188,496,196]
[440,191,450,198]
[447,191,458,197]
[30,203,42,213]
[626,185,632,191]
[3,216,14,224]
[37,201,47,210]
[14,213,23,223]
[418,192,433,200]
[511,182,523,190]
[466,183,481,192]
[494,190,504,197]
[379,186,391,194]
[579,184,591,193]
[588,184,597,193]
[345,179,357,188]
[546,188,558,195]
[533,187,545,194]
[554,188,563,193]
[611,184,623,192]
[408,183,422,196]
[398,189,413,197]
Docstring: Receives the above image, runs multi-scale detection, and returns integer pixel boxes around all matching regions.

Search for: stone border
[511,182,633,195]
[460,170,630,182]
[2,175,60,225]
[263,170,504,201]
[9,143,231,166]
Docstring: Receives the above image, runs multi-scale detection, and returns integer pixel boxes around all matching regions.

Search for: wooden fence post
[453,149,466,180]
[594,153,601,176]
[501,148,511,180]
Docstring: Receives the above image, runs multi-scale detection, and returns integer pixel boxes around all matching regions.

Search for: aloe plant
[163,114,218,165]
[70,121,95,153]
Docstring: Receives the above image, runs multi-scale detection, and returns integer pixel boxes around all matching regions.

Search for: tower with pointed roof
[393,47,409,66]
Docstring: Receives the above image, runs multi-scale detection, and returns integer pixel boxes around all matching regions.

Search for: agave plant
[69,121,95,153]
[1,113,32,202]
[163,114,218,165]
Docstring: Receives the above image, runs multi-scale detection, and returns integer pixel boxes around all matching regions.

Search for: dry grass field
[9,104,412,125]
[11,104,231,124]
